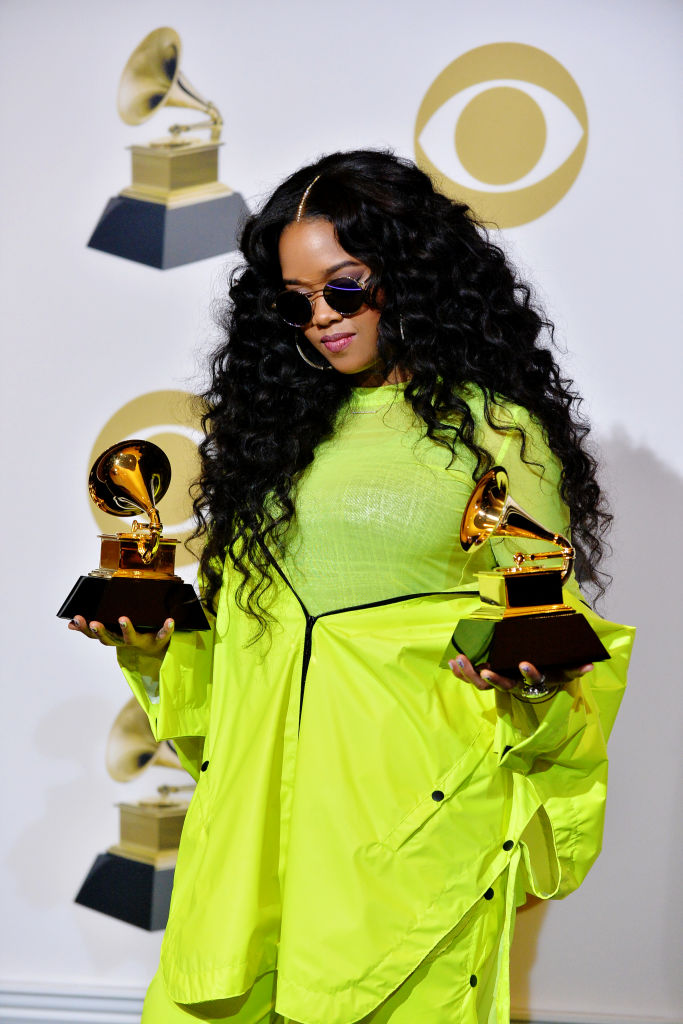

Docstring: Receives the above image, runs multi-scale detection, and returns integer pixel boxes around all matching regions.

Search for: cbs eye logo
[414,43,588,228]
[89,390,202,568]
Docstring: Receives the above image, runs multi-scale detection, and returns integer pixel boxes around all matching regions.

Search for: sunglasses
[274,276,372,327]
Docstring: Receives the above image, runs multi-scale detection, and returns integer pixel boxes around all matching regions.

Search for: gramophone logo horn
[106,698,182,783]
[117,26,223,143]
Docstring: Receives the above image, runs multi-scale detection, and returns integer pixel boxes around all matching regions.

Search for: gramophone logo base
[121,141,231,207]
[75,851,175,932]
[88,190,248,269]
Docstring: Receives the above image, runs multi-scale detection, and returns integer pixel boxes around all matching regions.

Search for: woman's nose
[311,294,342,326]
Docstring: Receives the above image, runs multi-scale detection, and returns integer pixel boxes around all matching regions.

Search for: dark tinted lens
[324,277,366,315]
[275,290,313,326]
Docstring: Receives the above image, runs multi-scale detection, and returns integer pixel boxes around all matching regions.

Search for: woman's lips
[321,333,354,353]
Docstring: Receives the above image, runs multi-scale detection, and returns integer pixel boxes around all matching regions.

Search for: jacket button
[503,839,514,851]
[484,887,494,900]
[470,975,478,987]
[431,790,445,802]
[200,760,209,772]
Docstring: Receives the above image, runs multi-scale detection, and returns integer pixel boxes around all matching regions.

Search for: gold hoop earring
[295,340,332,371]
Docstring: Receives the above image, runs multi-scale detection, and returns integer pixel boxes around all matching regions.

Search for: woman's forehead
[278,220,365,285]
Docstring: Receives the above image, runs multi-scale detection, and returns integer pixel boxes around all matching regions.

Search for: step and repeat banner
[1,0,681,1020]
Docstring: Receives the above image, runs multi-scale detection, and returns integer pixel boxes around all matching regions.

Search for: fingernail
[584,664,594,672]
[520,663,531,673]
[448,660,457,670]
[480,671,492,682]
[69,619,76,626]
[119,619,127,628]
[456,657,465,668]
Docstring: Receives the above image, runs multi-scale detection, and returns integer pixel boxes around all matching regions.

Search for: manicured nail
[90,623,98,632]
[119,619,127,628]
[520,663,531,673]
[456,657,465,668]
[480,671,493,682]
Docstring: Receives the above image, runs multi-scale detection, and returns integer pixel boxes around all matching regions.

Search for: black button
[200,760,209,772]
[503,839,514,851]
[470,975,478,987]
[431,790,445,802]
[484,887,494,900]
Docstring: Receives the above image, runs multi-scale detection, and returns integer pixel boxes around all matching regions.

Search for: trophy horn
[461,466,574,582]
[117,26,223,141]
[106,698,183,783]
[89,439,170,521]
[88,440,171,564]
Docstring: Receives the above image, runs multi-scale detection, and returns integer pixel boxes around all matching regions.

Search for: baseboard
[0,983,679,1024]
[511,1013,681,1024]
[0,982,145,1024]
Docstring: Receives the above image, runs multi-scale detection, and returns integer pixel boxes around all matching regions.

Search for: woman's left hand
[448,655,594,693]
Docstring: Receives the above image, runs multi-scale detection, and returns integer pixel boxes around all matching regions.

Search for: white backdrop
[1,1,681,1021]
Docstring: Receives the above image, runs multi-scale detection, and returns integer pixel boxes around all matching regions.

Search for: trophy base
[56,575,209,632]
[74,851,174,931]
[87,191,249,269]
[449,607,609,679]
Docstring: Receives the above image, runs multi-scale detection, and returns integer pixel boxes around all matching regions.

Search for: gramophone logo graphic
[88,26,248,269]
[75,698,194,931]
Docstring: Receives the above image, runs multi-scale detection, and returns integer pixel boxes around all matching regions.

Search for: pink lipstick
[322,333,354,353]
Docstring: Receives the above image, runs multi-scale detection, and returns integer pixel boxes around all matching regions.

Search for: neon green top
[281,382,575,615]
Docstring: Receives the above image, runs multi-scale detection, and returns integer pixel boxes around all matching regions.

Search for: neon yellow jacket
[118,387,634,1022]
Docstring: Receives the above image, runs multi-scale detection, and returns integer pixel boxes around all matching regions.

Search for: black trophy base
[88,192,249,269]
[57,575,209,632]
[75,852,174,931]
[451,609,609,679]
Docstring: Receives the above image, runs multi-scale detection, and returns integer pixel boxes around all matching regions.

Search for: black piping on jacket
[269,558,469,727]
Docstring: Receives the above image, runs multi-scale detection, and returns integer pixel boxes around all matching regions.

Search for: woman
[70,150,633,1023]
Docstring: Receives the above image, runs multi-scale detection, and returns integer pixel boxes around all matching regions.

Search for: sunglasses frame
[273,275,373,327]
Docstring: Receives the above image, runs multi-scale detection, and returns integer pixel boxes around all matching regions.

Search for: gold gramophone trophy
[75,698,194,931]
[88,26,248,268]
[448,466,608,690]
[57,439,208,632]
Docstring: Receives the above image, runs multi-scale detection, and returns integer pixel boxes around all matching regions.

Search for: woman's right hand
[68,615,174,659]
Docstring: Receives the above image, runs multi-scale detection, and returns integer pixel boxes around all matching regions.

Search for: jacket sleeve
[117,611,216,780]
[477,401,635,898]
[493,594,634,899]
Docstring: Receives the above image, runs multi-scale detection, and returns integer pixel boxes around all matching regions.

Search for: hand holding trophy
[58,440,208,633]
[448,466,609,700]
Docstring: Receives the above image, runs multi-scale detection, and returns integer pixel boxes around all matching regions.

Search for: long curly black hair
[193,149,610,629]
